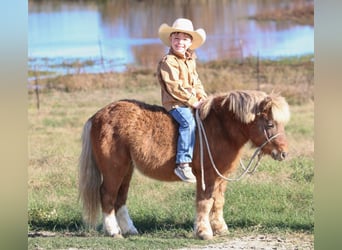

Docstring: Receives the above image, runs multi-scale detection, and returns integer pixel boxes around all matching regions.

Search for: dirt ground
[179,233,314,250]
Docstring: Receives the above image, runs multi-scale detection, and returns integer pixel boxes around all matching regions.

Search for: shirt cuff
[188,95,198,107]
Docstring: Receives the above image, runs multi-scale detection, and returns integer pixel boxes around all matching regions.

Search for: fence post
[98,36,106,73]
[34,66,40,110]
[239,39,244,64]
[256,52,260,90]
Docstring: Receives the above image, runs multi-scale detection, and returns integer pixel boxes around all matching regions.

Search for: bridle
[195,109,281,191]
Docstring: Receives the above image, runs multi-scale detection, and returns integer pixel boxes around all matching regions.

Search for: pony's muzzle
[272,150,287,161]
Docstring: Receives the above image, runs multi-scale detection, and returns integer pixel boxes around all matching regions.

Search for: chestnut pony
[78,90,290,240]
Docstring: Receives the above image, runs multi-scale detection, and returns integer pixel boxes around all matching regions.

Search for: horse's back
[90,100,179,180]
[91,99,175,141]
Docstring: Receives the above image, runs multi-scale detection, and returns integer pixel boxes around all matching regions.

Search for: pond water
[28,0,314,73]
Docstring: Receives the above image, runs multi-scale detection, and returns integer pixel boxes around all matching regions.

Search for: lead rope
[195,109,281,191]
[197,109,206,190]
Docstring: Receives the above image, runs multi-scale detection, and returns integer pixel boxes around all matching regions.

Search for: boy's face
[169,32,192,56]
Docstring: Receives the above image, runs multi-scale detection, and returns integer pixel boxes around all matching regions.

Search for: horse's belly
[130,147,179,182]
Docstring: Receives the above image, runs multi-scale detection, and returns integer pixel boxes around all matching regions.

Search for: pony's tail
[78,119,102,228]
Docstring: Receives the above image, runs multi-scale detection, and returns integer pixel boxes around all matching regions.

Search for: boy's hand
[193,100,204,109]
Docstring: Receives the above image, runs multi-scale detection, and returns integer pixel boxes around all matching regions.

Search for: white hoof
[116,205,139,235]
[194,219,213,240]
[103,211,121,236]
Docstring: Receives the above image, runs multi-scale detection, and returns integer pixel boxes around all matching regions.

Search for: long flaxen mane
[200,90,290,124]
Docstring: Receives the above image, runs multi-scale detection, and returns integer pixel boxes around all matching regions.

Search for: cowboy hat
[158,18,206,50]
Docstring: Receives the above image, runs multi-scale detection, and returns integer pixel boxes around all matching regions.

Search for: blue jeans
[169,107,196,164]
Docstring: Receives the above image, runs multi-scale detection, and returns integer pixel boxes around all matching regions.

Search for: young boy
[157,18,207,183]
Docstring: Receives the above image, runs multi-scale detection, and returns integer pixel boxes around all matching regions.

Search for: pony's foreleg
[194,187,215,240]
[209,181,229,236]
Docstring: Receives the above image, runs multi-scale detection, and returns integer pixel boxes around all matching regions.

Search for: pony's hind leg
[100,179,122,237]
[115,163,138,235]
[99,155,132,237]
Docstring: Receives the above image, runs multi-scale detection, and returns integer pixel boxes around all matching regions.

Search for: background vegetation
[28,54,314,249]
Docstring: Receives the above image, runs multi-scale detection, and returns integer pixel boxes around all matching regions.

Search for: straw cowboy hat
[158,18,206,50]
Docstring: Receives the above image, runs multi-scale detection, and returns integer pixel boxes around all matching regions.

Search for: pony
[78,90,290,240]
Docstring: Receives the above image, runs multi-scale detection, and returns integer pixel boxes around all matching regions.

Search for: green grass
[28,57,313,249]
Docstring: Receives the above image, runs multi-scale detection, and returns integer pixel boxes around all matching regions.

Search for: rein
[195,109,281,191]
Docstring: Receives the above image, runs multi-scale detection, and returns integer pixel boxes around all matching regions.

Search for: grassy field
[28,55,314,249]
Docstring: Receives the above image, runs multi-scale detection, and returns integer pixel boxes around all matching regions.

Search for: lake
[28,0,314,73]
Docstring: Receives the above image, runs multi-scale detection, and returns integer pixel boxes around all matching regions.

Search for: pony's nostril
[280,151,287,159]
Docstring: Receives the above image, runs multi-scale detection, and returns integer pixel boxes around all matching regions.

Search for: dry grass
[29,56,313,106]
[250,0,314,26]
[199,57,314,105]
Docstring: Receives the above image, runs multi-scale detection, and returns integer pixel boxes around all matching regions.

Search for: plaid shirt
[157,49,207,111]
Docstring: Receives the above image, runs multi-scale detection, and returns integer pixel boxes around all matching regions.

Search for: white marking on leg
[194,213,213,239]
[103,210,121,236]
[116,205,138,235]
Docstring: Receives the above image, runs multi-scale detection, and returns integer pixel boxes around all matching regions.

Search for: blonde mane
[200,90,290,124]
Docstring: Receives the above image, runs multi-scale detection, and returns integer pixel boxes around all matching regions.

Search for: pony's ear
[259,96,273,115]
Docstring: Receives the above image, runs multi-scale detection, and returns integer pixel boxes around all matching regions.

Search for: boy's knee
[190,120,196,130]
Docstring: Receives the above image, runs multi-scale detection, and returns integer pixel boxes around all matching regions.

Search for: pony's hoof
[199,233,213,240]
[196,231,213,240]
[112,233,124,239]
[130,229,139,235]
[124,228,139,236]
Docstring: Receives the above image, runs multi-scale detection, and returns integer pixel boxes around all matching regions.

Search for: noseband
[261,128,281,149]
[195,109,282,191]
